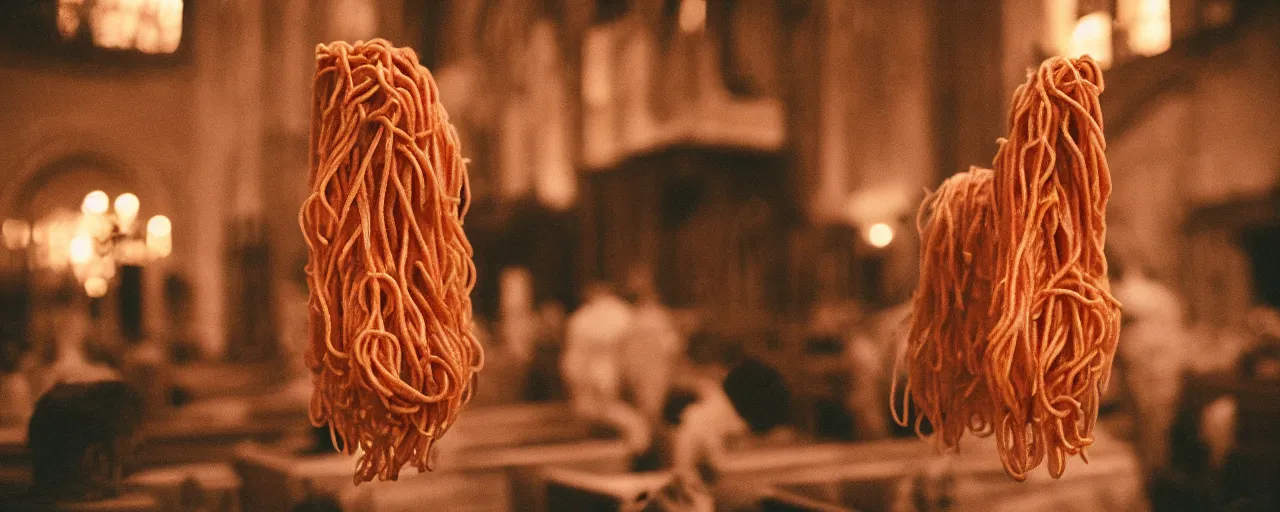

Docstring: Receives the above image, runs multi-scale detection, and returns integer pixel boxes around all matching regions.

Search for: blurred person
[668,357,790,511]
[499,267,539,364]
[620,265,684,423]
[276,262,314,382]
[523,300,567,401]
[561,281,650,453]
[846,302,911,441]
[640,472,714,512]
[36,298,118,398]
[1151,395,1271,512]
[1110,253,1188,476]
[118,336,171,418]
[1240,306,1280,379]
[8,380,146,509]
[0,338,35,426]
[268,264,316,413]
[668,353,790,483]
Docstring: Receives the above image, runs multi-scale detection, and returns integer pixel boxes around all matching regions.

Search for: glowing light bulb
[867,223,895,249]
[147,215,171,237]
[85,276,108,298]
[114,193,139,220]
[82,190,110,215]
[1069,12,1113,68]
[146,215,172,258]
[2,219,31,250]
[69,235,94,264]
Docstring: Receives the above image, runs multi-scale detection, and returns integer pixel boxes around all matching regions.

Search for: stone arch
[1,131,179,345]
[2,130,176,224]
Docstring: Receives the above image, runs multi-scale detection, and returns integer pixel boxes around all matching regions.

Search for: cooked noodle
[299,39,483,484]
[893,56,1122,481]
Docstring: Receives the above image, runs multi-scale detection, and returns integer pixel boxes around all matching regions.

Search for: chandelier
[1,190,172,297]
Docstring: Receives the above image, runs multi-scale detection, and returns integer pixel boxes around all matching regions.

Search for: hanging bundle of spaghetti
[894,56,1121,481]
[893,166,998,449]
[300,39,483,484]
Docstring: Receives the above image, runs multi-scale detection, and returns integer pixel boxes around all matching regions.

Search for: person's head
[580,280,615,304]
[722,358,790,434]
[623,265,659,304]
[27,380,144,498]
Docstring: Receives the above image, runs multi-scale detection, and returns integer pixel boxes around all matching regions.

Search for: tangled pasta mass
[894,56,1122,481]
[300,39,483,484]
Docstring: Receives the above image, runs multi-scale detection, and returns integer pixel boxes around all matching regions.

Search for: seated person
[7,380,149,511]
[669,357,790,486]
[1151,394,1273,512]
[636,357,788,511]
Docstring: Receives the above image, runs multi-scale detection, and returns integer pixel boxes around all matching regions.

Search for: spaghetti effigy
[894,56,1122,481]
[299,39,483,484]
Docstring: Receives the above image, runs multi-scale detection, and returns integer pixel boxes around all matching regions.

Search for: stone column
[814,0,854,221]
[189,0,232,358]
[188,0,267,359]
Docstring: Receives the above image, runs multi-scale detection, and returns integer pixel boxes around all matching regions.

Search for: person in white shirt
[620,266,684,423]
[1111,255,1187,476]
[670,358,790,485]
[561,281,650,452]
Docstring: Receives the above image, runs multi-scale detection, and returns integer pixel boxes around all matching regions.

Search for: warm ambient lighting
[58,0,184,54]
[146,215,172,258]
[2,219,31,250]
[84,276,109,298]
[69,235,94,264]
[114,193,139,224]
[1069,12,1114,68]
[1122,0,1171,57]
[679,0,707,34]
[82,190,110,215]
[146,215,171,237]
[867,223,895,249]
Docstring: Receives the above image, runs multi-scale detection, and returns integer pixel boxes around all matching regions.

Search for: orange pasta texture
[894,56,1121,481]
[300,39,483,484]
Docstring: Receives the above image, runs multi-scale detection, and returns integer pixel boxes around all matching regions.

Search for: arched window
[1044,0,1172,68]
[58,0,184,54]
[1119,0,1171,57]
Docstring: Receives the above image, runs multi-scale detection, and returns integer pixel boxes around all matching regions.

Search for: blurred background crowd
[0,0,1278,511]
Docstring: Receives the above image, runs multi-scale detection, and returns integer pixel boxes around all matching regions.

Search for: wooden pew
[341,471,509,512]
[125,463,241,512]
[235,403,627,512]
[235,441,631,512]
[0,426,30,498]
[449,439,632,512]
[435,403,590,453]
[718,438,932,486]
[760,489,857,512]
[137,414,297,468]
[951,453,1143,512]
[758,434,1142,512]
[1,493,162,512]
[543,468,674,511]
